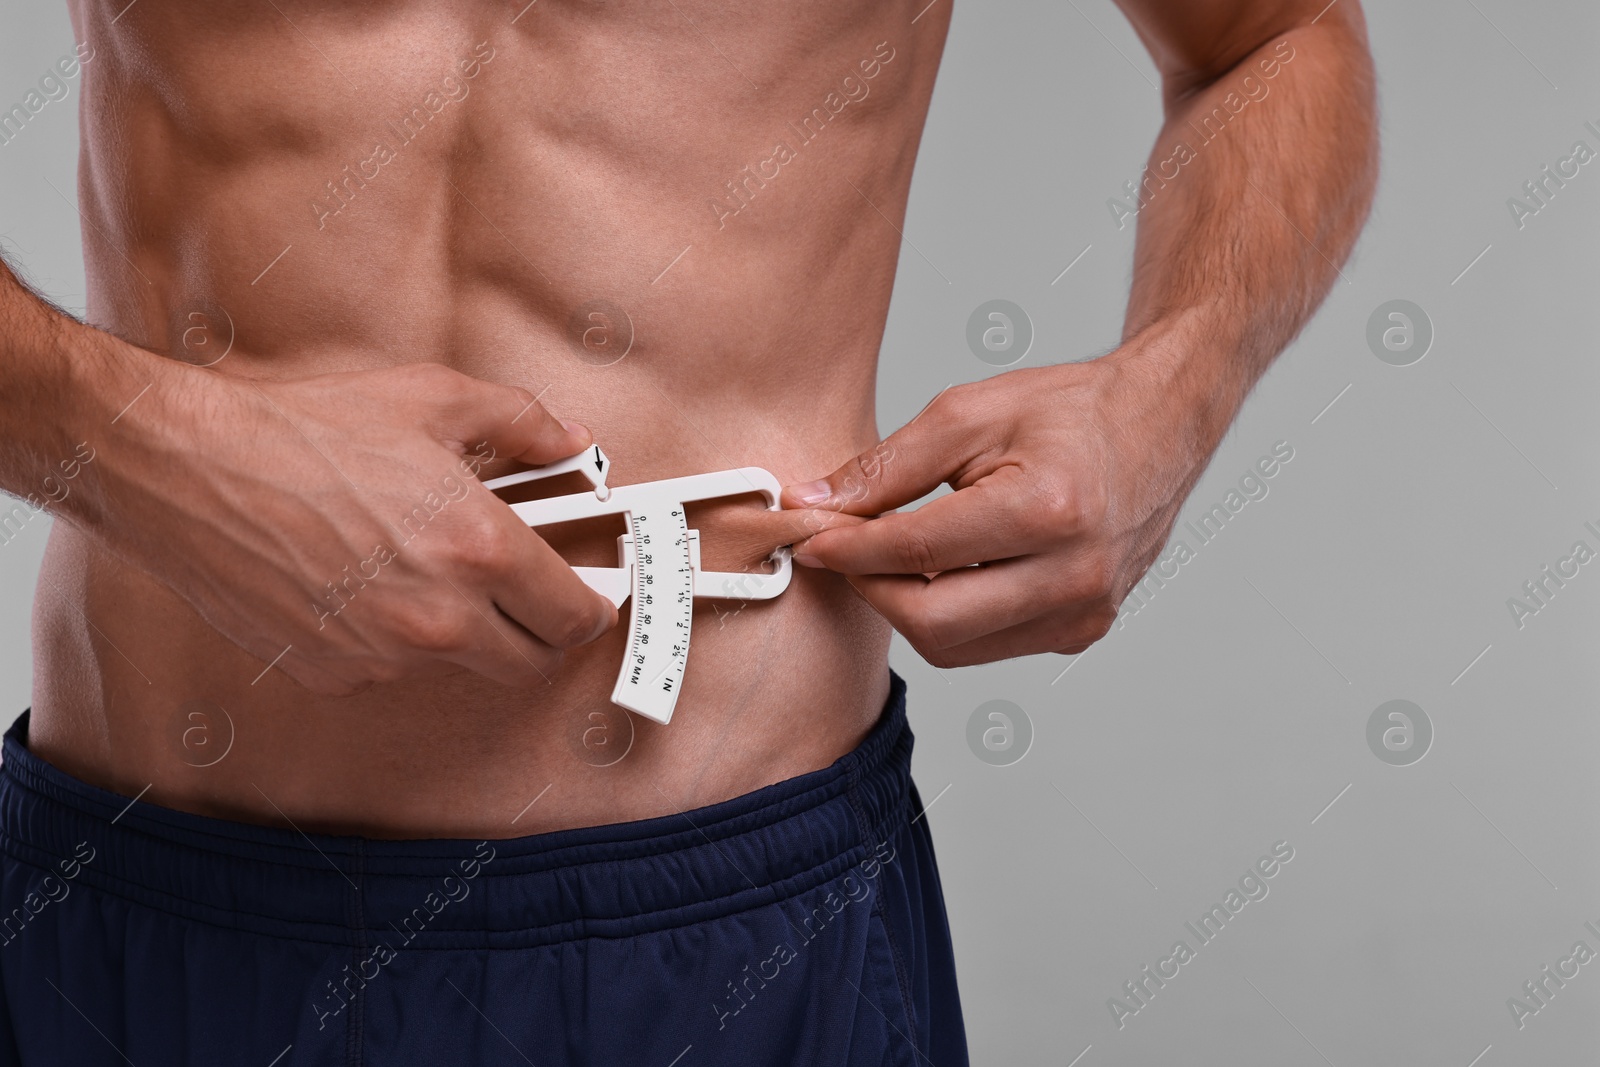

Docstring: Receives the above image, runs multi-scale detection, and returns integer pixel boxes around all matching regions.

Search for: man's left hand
[781,346,1224,667]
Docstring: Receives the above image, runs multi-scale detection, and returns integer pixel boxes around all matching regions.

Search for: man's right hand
[86,356,619,695]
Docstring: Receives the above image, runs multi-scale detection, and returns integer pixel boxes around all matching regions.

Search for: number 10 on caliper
[484,446,793,724]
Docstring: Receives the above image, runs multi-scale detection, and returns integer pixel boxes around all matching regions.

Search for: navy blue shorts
[0,673,966,1066]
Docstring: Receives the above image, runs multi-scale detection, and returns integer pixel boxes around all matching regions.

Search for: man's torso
[28,0,951,837]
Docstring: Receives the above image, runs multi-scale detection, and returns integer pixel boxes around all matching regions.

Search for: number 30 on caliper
[484,446,792,724]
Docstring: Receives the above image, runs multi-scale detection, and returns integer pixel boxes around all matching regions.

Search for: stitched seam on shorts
[869,909,921,1067]
[874,832,925,1064]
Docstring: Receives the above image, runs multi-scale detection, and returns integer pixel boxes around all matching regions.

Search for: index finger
[432,371,593,468]
[794,468,1048,574]
[704,505,868,570]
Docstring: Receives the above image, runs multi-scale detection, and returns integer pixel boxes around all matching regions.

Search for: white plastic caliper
[484,446,792,724]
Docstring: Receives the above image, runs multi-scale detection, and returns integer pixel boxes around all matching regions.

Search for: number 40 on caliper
[484,446,792,725]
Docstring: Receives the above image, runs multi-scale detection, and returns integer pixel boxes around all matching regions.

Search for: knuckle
[933,382,976,422]
[1065,555,1118,605]
[1055,603,1117,652]
[919,642,961,670]
[890,525,940,574]
[396,607,468,653]
[550,602,609,649]
[454,518,515,573]
[900,611,948,657]
[833,467,871,508]
[855,441,895,487]
[1032,481,1085,537]
[502,385,540,421]
[1079,602,1118,644]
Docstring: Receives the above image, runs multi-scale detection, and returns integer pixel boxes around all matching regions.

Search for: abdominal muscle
[28,0,947,837]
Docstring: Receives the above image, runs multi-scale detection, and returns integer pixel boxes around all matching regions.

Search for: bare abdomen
[41,0,947,835]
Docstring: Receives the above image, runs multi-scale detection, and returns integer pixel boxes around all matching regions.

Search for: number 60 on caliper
[484,446,792,725]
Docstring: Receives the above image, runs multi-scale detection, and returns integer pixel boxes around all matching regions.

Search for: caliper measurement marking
[619,507,695,715]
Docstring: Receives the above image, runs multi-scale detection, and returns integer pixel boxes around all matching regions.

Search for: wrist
[0,304,147,520]
[1102,306,1251,461]
[52,327,215,530]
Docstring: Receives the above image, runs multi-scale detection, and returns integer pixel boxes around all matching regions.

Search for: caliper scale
[484,446,792,724]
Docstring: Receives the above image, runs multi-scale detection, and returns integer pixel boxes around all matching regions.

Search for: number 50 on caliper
[484,446,792,725]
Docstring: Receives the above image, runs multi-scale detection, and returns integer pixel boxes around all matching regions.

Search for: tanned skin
[0,0,1375,839]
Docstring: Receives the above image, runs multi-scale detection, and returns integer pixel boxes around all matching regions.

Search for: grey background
[2,1,1597,1064]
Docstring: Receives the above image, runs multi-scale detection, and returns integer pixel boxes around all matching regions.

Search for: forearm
[0,258,186,527]
[1115,8,1378,450]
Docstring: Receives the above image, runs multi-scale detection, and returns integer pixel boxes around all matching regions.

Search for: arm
[1113,0,1378,430]
[781,0,1377,666]
[0,258,618,691]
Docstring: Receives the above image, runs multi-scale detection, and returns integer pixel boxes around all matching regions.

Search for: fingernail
[560,419,591,442]
[789,481,834,506]
[793,553,824,568]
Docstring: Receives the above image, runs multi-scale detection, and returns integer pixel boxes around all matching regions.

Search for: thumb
[430,369,592,467]
[781,398,964,516]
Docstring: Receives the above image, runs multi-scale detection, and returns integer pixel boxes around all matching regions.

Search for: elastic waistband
[0,673,910,949]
